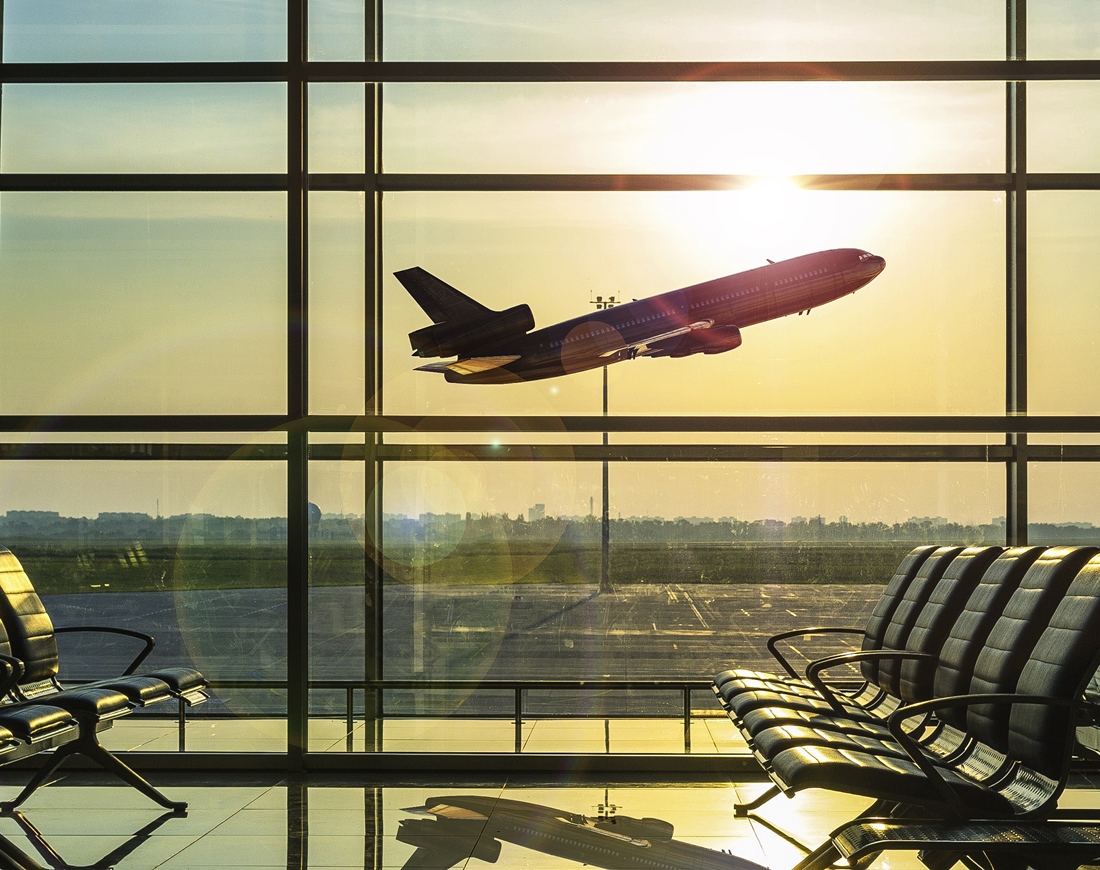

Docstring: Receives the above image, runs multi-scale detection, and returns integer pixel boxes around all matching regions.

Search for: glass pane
[309,458,369,748]
[384,0,1003,61]
[384,82,1004,174]
[1029,0,1100,60]
[1029,83,1100,173]
[382,190,1004,417]
[1030,192,1100,415]
[0,192,287,415]
[375,458,1002,697]
[310,192,367,415]
[0,459,288,750]
[1,84,287,174]
[2,0,286,62]
[1029,462,1100,541]
[380,460,602,685]
[309,0,367,61]
[309,84,368,175]
[310,458,367,685]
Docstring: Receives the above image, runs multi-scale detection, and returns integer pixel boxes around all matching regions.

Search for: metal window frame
[2,0,1100,770]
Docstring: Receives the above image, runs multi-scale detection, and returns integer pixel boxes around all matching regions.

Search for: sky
[1,2,1100,525]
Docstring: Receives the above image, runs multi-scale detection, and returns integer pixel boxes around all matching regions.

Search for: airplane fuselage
[407,248,885,384]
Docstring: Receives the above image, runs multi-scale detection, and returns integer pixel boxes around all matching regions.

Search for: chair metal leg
[735,783,780,816]
[77,738,187,813]
[0,744,76,814]
[1,726,186,814]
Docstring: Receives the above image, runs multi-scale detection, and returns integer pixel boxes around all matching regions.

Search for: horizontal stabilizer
[417,356,521,376]
[395,267,491,324]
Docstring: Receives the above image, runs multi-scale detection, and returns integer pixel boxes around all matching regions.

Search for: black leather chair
[741,549,1100,870]
[0,547,208,812]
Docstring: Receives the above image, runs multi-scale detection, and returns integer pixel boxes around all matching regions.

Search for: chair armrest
[765,627,865,679]
[0,654,24,699]
[887,692,1076,819]
[54,626,156,675]
[805,650,935,714]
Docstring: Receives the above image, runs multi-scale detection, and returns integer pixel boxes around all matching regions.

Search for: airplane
[397,794,765,869]
[395,247,885,384]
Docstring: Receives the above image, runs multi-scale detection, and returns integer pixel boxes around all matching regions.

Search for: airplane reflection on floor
[399,795,765,870]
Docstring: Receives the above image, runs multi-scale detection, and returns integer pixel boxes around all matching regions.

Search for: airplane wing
[395,267,492,324]
[416,355,521,375]
[598,319,715,357]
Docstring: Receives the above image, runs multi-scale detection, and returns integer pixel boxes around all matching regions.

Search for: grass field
[7,538,917,594]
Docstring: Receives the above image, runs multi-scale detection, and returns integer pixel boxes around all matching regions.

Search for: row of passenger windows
[777,266,829,286]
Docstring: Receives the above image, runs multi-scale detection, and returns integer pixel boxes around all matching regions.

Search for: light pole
[592,295,617,594]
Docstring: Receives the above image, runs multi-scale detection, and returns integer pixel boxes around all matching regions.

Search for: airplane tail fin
[396,267,535,359]
[394,267,491,325]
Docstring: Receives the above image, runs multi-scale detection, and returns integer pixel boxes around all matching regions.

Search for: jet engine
[409,304,535,358]
[648,325,742,358]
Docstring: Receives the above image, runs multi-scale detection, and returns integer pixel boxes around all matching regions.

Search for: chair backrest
[881,545,1003,701]
[0,548,60,684]
[963,546,1099,747]
[931,546,1049,723]
[860,546,960,686]
[1009,554,1100,780]
[857,545,936,663]
[893,552,1038,708]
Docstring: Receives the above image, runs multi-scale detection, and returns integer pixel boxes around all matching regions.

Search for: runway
[42,582,882,716]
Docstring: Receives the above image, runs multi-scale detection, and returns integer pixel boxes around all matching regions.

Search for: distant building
[529,504,545,522]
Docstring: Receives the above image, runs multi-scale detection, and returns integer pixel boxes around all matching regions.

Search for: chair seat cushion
[95,675,173,707]
[145,667,206,696]
[37,687,132,719]
[0,703,77,742]
[768,744,1021,816]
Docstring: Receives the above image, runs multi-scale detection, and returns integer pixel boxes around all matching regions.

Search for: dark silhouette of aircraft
[398,794,766,869]
[396,248,885,384]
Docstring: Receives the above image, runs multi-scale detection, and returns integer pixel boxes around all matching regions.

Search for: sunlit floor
[3,768,1100,870]
[102,715,752,755]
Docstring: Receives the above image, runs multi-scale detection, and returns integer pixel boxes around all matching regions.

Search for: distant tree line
[4,509,1098,549]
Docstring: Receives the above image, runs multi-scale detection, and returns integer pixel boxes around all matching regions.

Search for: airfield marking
[675,585,711,630]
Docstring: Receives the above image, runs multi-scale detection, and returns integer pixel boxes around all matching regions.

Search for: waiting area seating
[0,547,207,813]
[712,544,1100,870]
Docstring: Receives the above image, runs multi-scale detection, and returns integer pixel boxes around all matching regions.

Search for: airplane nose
[869,254,885,275]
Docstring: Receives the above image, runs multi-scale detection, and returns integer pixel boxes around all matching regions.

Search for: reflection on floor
[2,770,1100,869]
[102,716,751,755]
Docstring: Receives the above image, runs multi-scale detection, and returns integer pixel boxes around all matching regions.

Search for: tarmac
[43,582,882,716]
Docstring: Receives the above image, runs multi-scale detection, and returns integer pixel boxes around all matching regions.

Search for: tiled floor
[2,769,1099,869]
